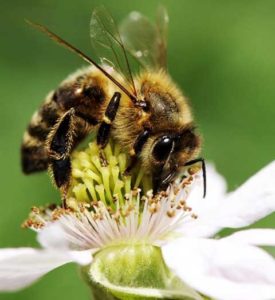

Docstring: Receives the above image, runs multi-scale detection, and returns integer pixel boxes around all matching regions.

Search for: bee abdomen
[21,92,62,174]
[21,143,49,174]
[27,123,50,141]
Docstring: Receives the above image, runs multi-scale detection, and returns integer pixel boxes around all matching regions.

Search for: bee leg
[124,157,137,176]
[97,92,121,148]
[47,108,76,206]
[124,129,151,175]
[51,158,71,208]
[184,157,206,198]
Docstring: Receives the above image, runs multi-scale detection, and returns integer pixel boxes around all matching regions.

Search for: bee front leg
[124,129,151,175]
[46,108,75,206]
[97,92,121,148]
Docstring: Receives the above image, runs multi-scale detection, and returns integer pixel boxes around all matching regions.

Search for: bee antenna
[25,19,137,103]
[184,157,207,198]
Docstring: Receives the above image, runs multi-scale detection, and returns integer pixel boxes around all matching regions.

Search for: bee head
[150,126,201,193]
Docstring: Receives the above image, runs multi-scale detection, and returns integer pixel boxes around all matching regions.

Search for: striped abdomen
[21,92,62,173]
[21,67,108,174]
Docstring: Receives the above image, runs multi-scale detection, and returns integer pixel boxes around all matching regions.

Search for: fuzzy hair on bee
[22,6,206,204]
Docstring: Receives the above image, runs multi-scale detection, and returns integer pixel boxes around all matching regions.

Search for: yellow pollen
[157,191,167,198]
[183,206,192,212]
[180,199,186,206]
[167,209,176,218]
[149,202,159,214]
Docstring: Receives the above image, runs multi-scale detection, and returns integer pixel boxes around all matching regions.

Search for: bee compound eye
[153,136,174,162]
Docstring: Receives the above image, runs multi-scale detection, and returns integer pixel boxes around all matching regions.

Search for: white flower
[1,162,275,300]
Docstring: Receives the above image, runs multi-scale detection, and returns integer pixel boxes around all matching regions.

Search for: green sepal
[81,244,203,300]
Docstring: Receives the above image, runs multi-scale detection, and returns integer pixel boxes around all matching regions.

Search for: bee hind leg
[47,108,76,207]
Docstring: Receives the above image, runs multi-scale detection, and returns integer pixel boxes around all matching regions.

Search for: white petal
[162,237,275,300]
[0,247,92,291]
[37,215,102,251]
[212,161,275,228]
[38,222,70,250]
[178,163,228,238]
[69,250,94,265]
[223,229,275,246]
[0,248,71,291]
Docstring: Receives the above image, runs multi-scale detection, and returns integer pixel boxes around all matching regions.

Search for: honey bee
[22,7,206,202]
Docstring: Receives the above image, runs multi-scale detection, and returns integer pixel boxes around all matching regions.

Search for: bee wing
[119,6,169,70]
[90,6,137,96]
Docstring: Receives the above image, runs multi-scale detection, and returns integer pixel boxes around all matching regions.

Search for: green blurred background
[0,0,275,299]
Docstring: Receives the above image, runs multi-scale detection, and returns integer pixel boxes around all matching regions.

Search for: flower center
[23,140,201,248]
[68,140,152,207]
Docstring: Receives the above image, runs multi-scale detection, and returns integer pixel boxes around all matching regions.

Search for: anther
[160,191,168,197]
[113,195,119,202]
[131,188,140,197]
[112,211,120,222]
[188,166,201,175]
[107,206,113,213]
[180,199,186,206]
[191,213,198,219]
[31,206,40,214]
[149,202,159,214]
[146,190,153,198]
[141,196,147,202]
[183,206,192,212]
[167,210,176,218]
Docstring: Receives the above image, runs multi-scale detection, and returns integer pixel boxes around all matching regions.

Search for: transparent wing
[90,6,137,95]
[156,6,169,68]
[119,5,169,70]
